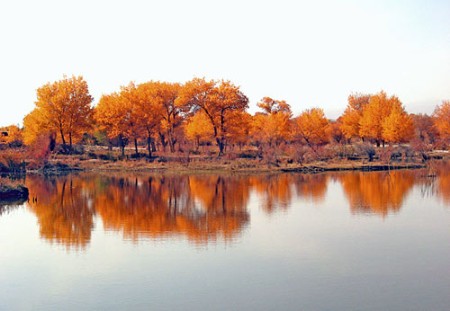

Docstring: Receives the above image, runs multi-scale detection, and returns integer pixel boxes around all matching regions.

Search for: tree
[295,108,330,149]
[0,125,23,147]
[359,91,398,147]
[433,100,450,143]
[411,113,438,144]
[180,78,249,155]
[145,82,185,153]
[135,82,164,157]
[95,92,131,156]
[382,103,414,143]
[23,75,93,150]
[225,110,253,150]
[185,110,214,151]
[251,97,292,147]
[340,93,370,140]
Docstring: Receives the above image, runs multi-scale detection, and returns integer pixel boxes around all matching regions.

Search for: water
[1,163,449,311]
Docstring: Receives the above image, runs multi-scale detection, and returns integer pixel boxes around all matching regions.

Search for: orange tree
[23,75,93,150]
[251,97,292,147]
[180,78,248,155]
[295,108,330,151]
[433,100,450,144]
[340,93,370,141]
[359,91,398,147]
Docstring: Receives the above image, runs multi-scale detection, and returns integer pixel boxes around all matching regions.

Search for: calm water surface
[1,163,449,311]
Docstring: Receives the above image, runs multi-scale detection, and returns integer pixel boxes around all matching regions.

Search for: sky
[0,0,449,127]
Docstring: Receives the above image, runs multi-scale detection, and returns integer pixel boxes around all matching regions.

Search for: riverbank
[34,156,435,174]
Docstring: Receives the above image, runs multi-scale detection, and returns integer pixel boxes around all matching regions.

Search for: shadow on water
[2,161,447,250]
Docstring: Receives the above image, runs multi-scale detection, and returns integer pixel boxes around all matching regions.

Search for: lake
[1,162,449,311]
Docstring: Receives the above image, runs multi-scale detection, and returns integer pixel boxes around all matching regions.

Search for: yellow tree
[185,110,214,150]
[135,81,164,157]
[0,125,23,146]
[251,97,292,146]
[180,78,249,155]
[225,110,253,150]
[382,103,414,143]
[25,76,93,150]
[153,82,184,153]
[295,108,330,149]
[95,92,131,156]
[23,108,49,145]
[340,93,370,140]
[359,91,398,147]
[433,100,450,142]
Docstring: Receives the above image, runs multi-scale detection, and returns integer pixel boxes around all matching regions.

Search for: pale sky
[0,0,449,127]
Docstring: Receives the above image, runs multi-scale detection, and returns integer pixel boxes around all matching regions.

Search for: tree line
[1,75,449,159]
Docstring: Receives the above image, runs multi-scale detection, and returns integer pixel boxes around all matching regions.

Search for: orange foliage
[382,103,415,143]
[180,78,249,155]
[359,91,395,145]
[295,108,330,147]
[251,97,292,146]
[433,100,450,142]
[185,110,214,150]
[23,76,93,148]
[0,125,23,146]
[340,93,370,140]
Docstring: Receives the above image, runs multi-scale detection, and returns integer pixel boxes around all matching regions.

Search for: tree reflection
[21,163,450,249]
[26,175,95,249]
[249,174,328,213]
[338,171,416,216]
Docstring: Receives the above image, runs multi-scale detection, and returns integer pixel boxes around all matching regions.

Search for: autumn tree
[433,100,450,143]
[134,82,164,157]
[359,91,399,147]
[381,103,414,143]
[251,97,292,147]
[328,119,345,144]
[226,110,252,150]
[95,91,132,156]
[411,113,438,145]
[180,78,249,155]
[0,125,23,147]
[295,108,330,149]
[23,76,93,150]
[185,110,214,151]
[153,82,185,153]
[340,93,370,141]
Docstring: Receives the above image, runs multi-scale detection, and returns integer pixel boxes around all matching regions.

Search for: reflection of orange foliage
[339,171,416,216]
[22,164,450,250]
[436,161,450,204]
[26,175,95,249]
[249,174,328,213]
[94,174,250,244]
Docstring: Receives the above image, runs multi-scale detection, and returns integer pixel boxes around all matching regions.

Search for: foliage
[340,93,370,140]
[23,75,93,149]
[180,78,249,155]
[433,100,450,143]
[294,108,330,148]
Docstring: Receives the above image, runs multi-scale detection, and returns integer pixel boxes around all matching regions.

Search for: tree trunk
[159,132,167,152]
[119,135,126,157]
[147,136,152,158]
[217,137,225,155]
[60,128,66,146]
[134,138,139,157]
[69,133,73,154]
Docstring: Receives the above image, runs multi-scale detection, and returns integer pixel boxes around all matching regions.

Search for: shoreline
[26,158,432,175]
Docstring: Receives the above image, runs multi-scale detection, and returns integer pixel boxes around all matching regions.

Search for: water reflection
[337,170,416,217]
[26,176,95,249]
[12,162,450,249]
